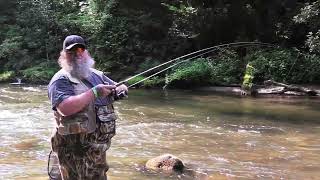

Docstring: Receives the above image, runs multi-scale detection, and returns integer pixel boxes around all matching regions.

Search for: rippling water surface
[0,84,320,180]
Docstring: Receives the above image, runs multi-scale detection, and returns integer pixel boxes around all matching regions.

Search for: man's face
[67,47,94,79]
[66,47,84,58]
[72,47,86,63]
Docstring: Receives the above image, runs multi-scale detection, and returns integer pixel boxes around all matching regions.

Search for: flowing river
[0,84,320,180]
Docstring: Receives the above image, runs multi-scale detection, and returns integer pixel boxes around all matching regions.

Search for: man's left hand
[115,84,128,99]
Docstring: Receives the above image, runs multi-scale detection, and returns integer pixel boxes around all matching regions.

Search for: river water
[0,84,319,180]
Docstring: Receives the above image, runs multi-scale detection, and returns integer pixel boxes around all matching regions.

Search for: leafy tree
[294,1,320,53]
[1,0,320,85]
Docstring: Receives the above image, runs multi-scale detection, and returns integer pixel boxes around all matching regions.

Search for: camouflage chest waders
[50,131,109,180]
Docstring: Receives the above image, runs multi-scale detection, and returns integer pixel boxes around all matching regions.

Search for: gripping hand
[114,84,128,100]
[92,84,116,98]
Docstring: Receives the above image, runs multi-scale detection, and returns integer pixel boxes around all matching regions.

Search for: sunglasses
[67,47,85,54]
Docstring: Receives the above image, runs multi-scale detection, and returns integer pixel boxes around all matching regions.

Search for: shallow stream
[0,84,319,179]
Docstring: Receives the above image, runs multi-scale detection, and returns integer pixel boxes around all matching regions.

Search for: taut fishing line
[116,42,276,88]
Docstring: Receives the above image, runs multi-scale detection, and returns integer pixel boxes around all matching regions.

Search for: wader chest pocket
[96,106,117,142]
[58,112,89,135]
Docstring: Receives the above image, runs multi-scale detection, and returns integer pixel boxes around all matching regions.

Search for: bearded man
[48,35,128,180]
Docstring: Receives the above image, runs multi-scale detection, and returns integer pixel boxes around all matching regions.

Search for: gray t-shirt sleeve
[48,76,75,110]
[102,75,116,85]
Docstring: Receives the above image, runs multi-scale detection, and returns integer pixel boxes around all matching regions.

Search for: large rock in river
[146,154,184,172]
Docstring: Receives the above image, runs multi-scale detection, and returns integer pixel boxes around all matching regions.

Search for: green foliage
[167,58,212,86]
[126,75,164,88]
[142,77,164,88]
[166,50,242,87]
[1,0,320,86]
[21,62,58,83]
[245,49,320,84]
[0,71,15,82]
[293,2,320,23]
[0,32,34,71]
[88,0,129,75]
[245,50,292,82]
[0,35,22,59]
[126,75,145,86]
[306,30,320,53]
[298,53,320,83]
[293,1,320,54]
[161,3,198,16]
[137,59,161,73]
[164,48,320,87]
[93,15,129,76]
[208,50,243,85]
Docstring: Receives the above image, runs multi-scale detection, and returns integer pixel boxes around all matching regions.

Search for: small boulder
[146,154,184,173]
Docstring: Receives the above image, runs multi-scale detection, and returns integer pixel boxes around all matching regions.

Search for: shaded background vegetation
[0,0,320,87]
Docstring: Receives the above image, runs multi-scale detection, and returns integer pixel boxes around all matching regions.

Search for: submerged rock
[12,139,40,150]
[145,154,184,172]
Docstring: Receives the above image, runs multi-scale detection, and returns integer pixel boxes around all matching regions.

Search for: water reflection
[0,85,320,179]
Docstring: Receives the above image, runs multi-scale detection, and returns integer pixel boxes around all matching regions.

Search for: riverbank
[195,85,320,97]
[3,81,320,98]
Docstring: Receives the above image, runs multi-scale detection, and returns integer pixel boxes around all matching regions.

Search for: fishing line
[128,53,203,88]
[119,42,276,87]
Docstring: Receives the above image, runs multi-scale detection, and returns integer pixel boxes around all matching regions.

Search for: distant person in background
[241,63,257,96]
[47,35,128,180]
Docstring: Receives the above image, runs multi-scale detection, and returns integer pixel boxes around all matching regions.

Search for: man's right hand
[92,84,116,98]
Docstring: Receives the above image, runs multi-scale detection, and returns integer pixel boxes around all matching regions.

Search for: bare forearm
[57,89,94,116]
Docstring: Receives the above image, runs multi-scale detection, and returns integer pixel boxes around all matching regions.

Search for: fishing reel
[113,90,128,101]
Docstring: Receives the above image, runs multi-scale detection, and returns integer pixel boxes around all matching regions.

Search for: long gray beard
[70,57,95,79]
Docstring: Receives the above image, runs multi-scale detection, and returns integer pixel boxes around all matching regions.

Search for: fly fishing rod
[116,42,277,89]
